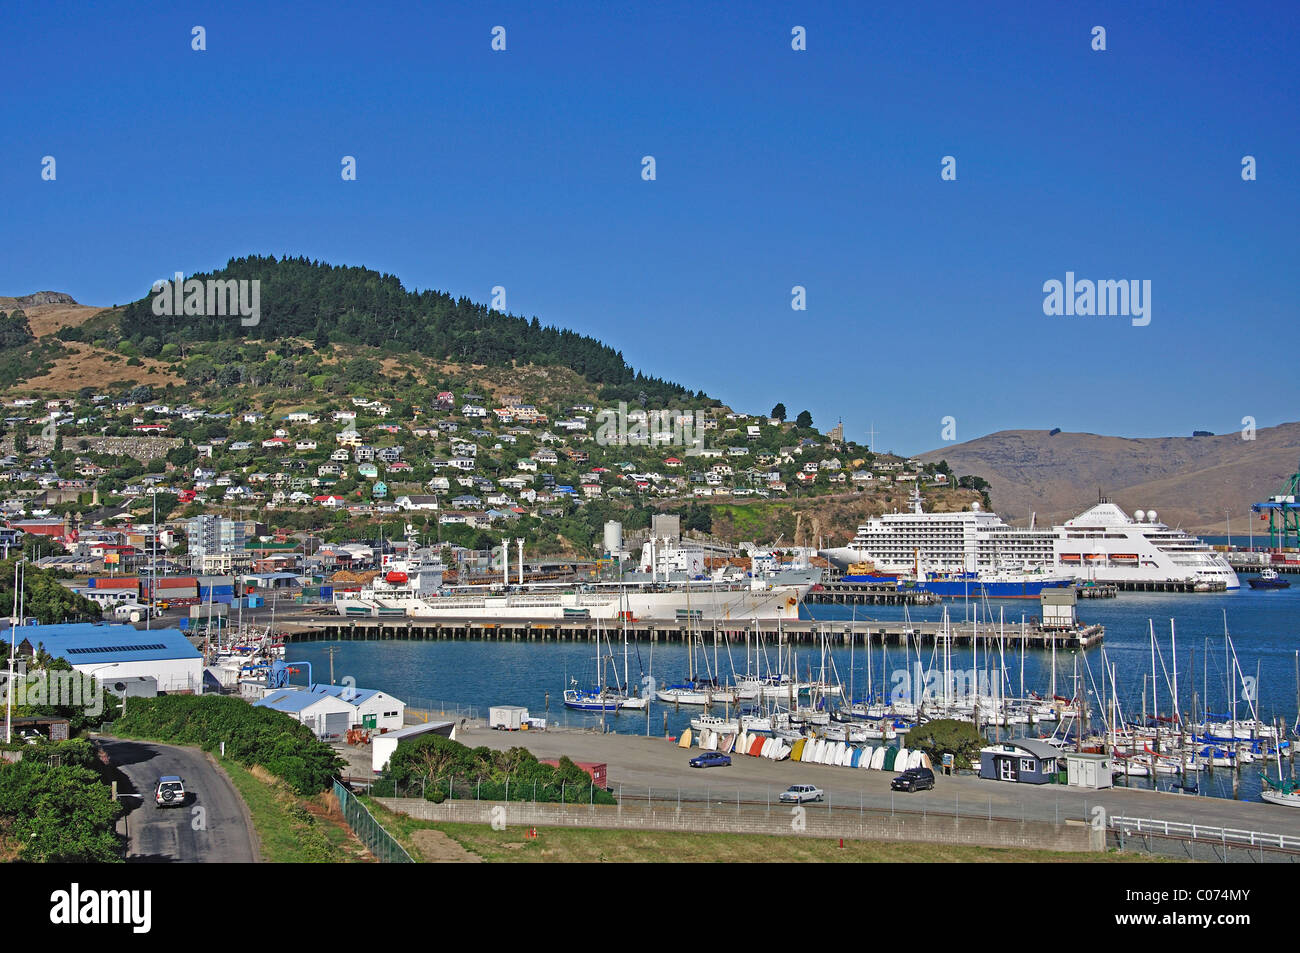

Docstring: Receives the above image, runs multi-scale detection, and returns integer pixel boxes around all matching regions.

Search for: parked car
[154,776,188,807]
[689,752,731,769]
[778,784,824,803]
[891,767,936,792]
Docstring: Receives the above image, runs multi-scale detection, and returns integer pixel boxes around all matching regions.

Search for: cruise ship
[822,489,1239,590]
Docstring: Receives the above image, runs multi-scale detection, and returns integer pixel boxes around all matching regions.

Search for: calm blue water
[289,586,1299,801]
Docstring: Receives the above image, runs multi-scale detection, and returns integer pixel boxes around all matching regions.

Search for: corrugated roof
[13,623,201,663]
[308,683,392,707]
[253,688,352,714]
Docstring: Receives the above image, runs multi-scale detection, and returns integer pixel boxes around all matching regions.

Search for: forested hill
[116,255,700,406]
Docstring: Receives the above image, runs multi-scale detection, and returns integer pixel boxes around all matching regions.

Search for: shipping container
[540,759,607,788]
[88,577,140,590]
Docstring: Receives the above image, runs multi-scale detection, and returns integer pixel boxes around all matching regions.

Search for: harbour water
[289,585,1299,804]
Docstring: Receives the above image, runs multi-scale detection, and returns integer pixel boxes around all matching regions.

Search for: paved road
[448,724,1300,838]
[97,737,258,863]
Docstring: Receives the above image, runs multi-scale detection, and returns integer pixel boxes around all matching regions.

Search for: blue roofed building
[254,688,355,739]
[8,622,203,693]
[308,683,406,732]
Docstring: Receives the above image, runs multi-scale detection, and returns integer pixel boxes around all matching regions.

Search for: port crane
[1251,458,1300,549]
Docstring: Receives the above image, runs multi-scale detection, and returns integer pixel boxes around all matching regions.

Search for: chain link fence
[333,778,414,862]
[403,697,479,722]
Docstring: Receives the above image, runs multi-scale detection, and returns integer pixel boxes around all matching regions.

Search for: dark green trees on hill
[119,255,696,406]
[0,310,34,349]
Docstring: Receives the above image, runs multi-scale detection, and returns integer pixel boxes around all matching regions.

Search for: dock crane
[1250,458,1300,550]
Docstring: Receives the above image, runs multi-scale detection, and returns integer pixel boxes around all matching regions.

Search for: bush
[0,740,122,862]
[906,718,987,770]
[114,695,344,794]
[379,737,615,805]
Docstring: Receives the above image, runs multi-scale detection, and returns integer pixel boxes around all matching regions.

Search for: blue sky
[2,1,1296,455]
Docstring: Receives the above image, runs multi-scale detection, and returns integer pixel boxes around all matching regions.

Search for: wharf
[1074,585,1118,599]
[805,582,940,606]
[1109,579,1226,593]
[280,615,1104,651]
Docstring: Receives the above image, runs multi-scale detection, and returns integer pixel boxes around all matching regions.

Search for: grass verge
[364,800,1171,863]
[223,761,366,863]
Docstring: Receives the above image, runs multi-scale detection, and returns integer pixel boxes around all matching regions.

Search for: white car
[778,784,824,803]
[154,776,188,808]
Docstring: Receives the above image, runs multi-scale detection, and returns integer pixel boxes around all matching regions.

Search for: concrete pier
[279,615,1104,651]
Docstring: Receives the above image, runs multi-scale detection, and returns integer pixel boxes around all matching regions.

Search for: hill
[113,255,698,408]
[917,425,1300,534]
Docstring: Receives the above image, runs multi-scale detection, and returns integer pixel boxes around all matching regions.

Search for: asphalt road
[454,724,1300,837]
[97,737,258,863]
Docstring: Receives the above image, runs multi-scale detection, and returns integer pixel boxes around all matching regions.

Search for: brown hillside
[918,424,1300,534]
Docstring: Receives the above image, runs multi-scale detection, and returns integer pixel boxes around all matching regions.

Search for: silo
[603,520,623,556]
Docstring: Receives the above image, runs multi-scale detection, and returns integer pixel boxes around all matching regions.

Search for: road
[97,737,258,863]
[448,724,1300,838]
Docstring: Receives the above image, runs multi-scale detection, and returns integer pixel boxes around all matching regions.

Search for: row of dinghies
[681,727,933,772]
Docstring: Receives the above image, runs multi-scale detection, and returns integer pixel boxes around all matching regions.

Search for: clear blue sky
[3,0,1296,455]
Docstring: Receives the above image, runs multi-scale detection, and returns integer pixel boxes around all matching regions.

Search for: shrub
[114,695,344,794]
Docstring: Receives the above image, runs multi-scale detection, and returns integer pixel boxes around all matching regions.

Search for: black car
[891,767,935,792]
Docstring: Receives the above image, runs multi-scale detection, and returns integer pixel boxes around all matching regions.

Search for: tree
[794,410,813,429]
[905,719,987,770]
[770,403,787,422]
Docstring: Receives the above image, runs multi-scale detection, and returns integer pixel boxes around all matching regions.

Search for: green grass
[364,801,1171,863]
[221,761,359,863]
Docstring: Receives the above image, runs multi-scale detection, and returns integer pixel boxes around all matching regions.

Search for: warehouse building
[309,684,406,732]
[254,689,355,739]
[8,622,204,693]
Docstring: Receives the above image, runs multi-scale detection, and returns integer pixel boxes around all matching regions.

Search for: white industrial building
[253,684,406,736]
[8,623,204,694]
[253,689,356,739]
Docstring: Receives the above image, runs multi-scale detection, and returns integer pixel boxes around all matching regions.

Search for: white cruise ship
[822,489,1238,590]
[1052,501,1238,589]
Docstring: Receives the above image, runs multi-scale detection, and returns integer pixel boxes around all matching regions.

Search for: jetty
[278,614,1104,651]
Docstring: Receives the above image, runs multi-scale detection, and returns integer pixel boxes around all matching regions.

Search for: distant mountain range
[918,424,1300,535]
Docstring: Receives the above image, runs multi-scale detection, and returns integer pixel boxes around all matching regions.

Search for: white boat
[691,715,739,734]
[332,525,446,616]
[1261,777,1300,807]
[822,489,1238,590]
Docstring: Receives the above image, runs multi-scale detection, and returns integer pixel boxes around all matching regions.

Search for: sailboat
[563,615,628,711]
[1262,709,1300,807]
[656,588,736,705]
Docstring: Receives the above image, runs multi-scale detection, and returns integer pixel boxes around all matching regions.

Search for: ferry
[332,535,446,617]
[822,488,1238,590]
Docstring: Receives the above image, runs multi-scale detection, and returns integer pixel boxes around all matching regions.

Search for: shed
[371,720,455,774]
[1064,752,1113,789]
[307,683,405,732]
[978,738,1061,785]
[253,688,355,739]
